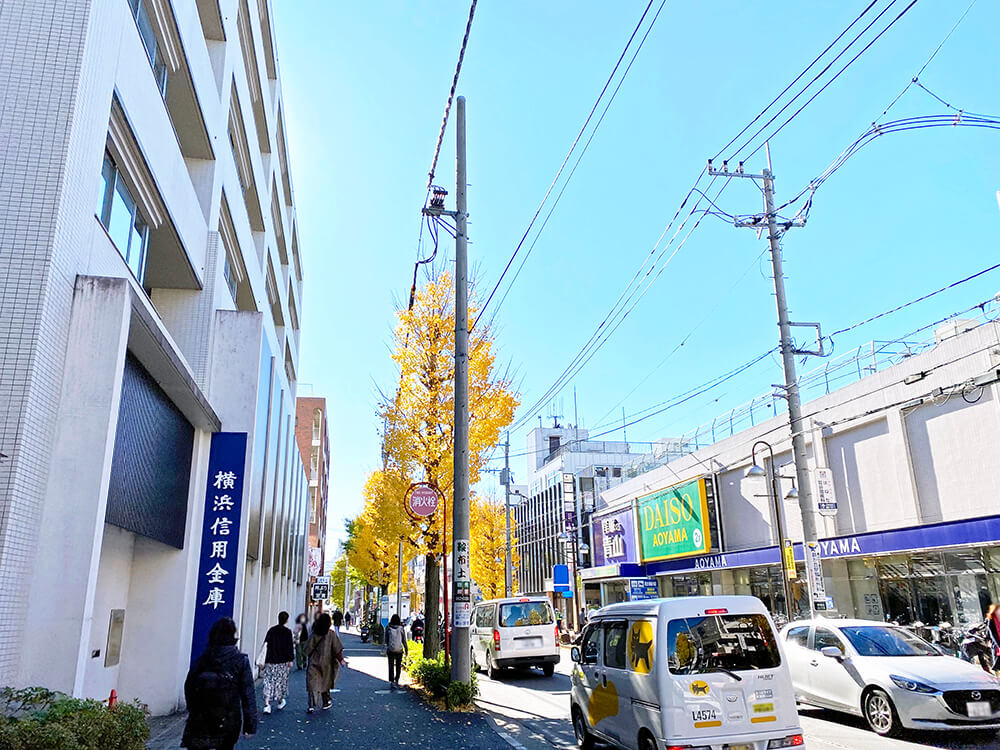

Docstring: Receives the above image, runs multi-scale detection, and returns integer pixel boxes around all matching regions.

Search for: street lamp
[747,440,794,621]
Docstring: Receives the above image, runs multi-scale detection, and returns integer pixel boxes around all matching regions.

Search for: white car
[781,618,1000,737]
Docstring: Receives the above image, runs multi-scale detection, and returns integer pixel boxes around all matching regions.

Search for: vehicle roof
[781,618,897,630]
[592,595,770,618]
[475,596,551,605]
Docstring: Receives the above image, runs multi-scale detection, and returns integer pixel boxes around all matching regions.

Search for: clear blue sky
[271,1,998,556]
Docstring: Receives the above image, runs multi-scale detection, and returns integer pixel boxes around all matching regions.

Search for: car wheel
[571,705,595,750]
[486,650,501,680]
[638,729,658,750]
[864,688,901,737]
[542,663,555,677]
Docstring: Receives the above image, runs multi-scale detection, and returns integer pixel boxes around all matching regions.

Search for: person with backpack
[260,611,294,714]
[305,613,345,712]
[182,617,257,750]
[385,613,408,690]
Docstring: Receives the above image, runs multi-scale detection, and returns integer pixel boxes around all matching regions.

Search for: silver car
[780,618,1000,737]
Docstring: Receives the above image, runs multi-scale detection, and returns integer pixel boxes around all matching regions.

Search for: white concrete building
[0,0,309,715]
[588,314,1000,628]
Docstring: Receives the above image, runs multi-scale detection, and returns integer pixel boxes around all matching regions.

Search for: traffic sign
[311,581,330,602]
[814,468,838,517]
[406,482,440,518]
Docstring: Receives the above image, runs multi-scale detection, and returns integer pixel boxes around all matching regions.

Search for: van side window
[476,604,494,628]
[785,626,809,647]
[604,621,628,670]
[581,624,602,665]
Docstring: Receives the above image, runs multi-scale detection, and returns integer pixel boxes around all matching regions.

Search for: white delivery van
[569,596,803,750]
[471,597,561,678]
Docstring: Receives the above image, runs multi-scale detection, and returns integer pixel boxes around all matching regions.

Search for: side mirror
[821,646,844,661]
[570,646,581,663]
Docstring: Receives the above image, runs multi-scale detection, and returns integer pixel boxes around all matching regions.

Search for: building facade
[0,0,309,715]
[295,396,330,616]
[586,315,1000,630]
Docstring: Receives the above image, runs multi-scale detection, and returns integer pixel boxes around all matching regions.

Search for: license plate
[967,701,991,718]
[726,744,754,750]
[514,636,542,648]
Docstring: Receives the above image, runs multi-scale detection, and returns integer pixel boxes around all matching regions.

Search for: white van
[471,597,561,679]
[569,596,803,750]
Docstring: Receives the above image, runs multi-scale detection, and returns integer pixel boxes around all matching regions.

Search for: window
[127,0,168,97]
[310,446,319,474]
[222,253,238,302]
[612,467,622,478]
[581,624,602,665]
[813,628,845,653]
[785,626,809,647]
[548,436,560,454]
[839,626,938,657]
[312,409,322,442]
[309,487,317,525]
[475,605,494,628]
[604,621,628,670]
[499,601,552,627]
[667,614,781,675]
[97,152,149,282]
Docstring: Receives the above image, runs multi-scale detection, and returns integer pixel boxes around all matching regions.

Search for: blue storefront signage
[628,577,659,600]
[553,563,571,593]
[190,432,248,665]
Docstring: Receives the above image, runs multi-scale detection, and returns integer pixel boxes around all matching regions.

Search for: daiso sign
[407,482,440,518]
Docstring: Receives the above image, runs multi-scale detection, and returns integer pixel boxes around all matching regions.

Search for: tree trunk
[423,552,440,658]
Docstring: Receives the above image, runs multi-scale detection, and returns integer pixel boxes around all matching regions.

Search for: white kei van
[471,597,561,678]
[569,596,803,750]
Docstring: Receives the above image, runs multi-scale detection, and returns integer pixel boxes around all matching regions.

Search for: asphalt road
[474,650,1000,750]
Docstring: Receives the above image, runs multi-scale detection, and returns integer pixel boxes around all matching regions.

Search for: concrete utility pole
[396,540,403,619]
[503,433,512,598]
[709,144,822,618]
[451,96,471,684]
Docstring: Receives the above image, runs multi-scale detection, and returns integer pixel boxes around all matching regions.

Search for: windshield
[499,602,552,627]
[668,614,780,674]
[840,626,939,657]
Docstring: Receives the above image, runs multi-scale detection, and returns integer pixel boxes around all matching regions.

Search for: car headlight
[890,674,938,694]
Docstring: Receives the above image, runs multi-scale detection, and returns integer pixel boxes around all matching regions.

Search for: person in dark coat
[331,609,344,634]
[182,617,258,750]
[294,613,309,670]
[261,611,295,714]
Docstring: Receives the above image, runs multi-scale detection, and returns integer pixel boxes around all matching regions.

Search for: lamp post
[746,440,795,622]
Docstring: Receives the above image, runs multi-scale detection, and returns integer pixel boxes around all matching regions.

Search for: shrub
[0,687,149,750]
[402,652,478,708]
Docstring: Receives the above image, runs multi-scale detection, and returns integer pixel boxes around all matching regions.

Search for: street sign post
[804,541,828,611]
[311,581,330,602]
[814,468,838,517]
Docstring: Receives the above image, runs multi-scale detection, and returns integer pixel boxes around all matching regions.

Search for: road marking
[808,736,855,750]
[497,732,529,750]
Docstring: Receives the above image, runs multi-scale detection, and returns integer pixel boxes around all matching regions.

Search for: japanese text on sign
[453,538,472,627]
[190,433,247,666]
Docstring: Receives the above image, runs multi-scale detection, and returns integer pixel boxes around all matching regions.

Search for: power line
[475,0,665,328]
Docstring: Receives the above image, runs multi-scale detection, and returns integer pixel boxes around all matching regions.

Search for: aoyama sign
[636,477,711,562]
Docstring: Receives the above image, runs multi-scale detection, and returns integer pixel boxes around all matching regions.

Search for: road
[474,650,1000,750]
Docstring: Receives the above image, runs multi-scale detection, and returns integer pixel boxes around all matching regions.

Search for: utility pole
[451,96,471,684]
[396,540,403,620]
[503,433,512,597]
[709,145,823,619]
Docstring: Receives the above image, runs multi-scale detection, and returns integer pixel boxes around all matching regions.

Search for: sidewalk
[148,630,510,750]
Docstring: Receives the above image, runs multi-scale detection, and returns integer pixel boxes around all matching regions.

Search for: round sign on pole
[406,482,440,519]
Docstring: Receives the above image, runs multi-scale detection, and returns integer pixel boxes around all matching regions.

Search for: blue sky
[271,1,998,555]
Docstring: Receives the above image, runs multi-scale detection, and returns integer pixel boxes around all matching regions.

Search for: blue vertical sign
[190,432,248,665]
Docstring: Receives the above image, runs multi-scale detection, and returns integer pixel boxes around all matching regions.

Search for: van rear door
[665,612,798,742]
[497,600,556,656]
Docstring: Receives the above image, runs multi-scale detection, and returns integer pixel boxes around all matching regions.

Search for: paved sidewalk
[148,630,510,750]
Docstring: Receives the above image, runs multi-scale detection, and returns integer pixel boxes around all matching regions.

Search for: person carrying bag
[385,614,408,690]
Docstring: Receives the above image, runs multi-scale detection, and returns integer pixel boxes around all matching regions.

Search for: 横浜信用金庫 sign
[636,477,711,562]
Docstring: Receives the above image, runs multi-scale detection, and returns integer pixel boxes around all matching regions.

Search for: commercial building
[584,313,1000,629]
[512,424,648,623]
[295,396,331,616]
[0,0,309,715]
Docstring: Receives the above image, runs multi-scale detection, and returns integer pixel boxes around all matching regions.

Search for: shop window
[97,151,149,282]
[603,621,628,669]
[812,628,845,653]
[785,626,809,647]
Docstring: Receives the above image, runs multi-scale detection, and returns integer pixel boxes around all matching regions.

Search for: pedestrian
[260,611,294,714]
[385,613,408,690]
[306,613,345,713]
[986,604,1000,672]
[294,613,309,670]
[344,611,352,630]
[182,617,257,750]
[331,609,343,635]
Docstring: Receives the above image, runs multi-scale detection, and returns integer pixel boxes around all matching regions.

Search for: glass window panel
[109,175,136,259]
[813,628,845,652]
[128,215,147,281]
[135,1,158,66]
[97,154,114,223]
[603,621,627,669]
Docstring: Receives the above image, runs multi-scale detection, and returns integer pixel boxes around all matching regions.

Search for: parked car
[471,597,560,679]
[781,618,1000,737]
[570,596,802,750]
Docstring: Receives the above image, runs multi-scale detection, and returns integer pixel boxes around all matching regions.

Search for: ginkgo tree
[357,269,519,657]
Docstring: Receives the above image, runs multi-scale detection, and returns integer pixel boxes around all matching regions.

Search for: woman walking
[385,614,408,690]
[261,611,295,714]
[294,613,309,670]
[306,612,345,712]
[182,617,257,750]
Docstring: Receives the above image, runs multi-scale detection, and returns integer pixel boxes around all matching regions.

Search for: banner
[592,507,638,566]
[190,432,248,665]
[637,478,711,562]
